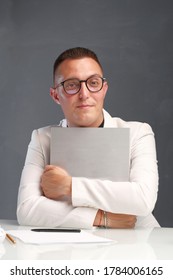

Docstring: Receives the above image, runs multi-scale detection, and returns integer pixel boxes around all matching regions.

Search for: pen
[6,233,16,244]
[31,228,81,233]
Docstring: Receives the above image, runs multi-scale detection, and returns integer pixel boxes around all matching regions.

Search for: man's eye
[90,79,99,86]
[66,82,78,88]
[68,83,75,88]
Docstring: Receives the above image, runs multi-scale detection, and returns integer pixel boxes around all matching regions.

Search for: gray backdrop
[0,0,173,226]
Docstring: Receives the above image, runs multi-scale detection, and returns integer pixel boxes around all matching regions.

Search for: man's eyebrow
[60,74,102,80]
[54,73,103,85]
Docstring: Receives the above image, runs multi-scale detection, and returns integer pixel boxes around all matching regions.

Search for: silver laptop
[50,127,130,181]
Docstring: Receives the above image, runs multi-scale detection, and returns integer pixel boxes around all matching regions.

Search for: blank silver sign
[50,127,130,181]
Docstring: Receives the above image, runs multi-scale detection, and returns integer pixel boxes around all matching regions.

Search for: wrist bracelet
[103,211,107,228]
[98,210,103,227]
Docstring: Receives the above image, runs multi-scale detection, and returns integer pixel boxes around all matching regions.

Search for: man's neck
[98,119,104,127]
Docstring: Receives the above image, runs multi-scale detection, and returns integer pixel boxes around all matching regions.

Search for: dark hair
[53,47,103,78]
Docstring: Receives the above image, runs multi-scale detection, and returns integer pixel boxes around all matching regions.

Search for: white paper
[6,230,115,245]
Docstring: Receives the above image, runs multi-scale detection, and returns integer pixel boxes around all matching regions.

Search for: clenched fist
[40,165,72,200]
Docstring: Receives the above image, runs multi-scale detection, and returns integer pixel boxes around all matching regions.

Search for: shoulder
[104,109,154,140]
[115,118,154,145]
[31,125,52,139]
[31,121,64,137]
[29,118,66,146]
[113,117,153,132]
[30,124,59,146]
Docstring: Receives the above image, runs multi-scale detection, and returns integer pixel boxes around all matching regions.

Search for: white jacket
[17,110,160,228]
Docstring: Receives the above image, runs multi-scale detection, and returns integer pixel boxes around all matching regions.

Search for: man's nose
[78,82,90,99]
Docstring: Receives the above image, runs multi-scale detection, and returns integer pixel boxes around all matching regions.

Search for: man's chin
[73,112,93,126]
[70,110,102,127]
[74,117,100,127]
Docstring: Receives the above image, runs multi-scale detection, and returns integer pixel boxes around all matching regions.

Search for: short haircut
[53,47,103,78]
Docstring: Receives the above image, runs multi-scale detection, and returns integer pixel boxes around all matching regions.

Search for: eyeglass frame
[53,75,106,95]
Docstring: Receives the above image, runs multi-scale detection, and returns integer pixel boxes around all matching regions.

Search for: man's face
[51,57,108,127]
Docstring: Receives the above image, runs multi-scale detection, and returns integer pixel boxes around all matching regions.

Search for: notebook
[50,127,130,181]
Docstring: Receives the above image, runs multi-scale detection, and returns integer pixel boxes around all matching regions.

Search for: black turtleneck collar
[67,119,104,128]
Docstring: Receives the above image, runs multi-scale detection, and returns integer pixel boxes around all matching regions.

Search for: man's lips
[76,104,94,108]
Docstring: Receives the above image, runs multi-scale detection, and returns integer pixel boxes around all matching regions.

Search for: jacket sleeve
[16,129,97,228]
[72,123,159,216]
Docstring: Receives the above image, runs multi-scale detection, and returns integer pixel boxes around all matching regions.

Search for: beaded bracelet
[98,210,103,226]
[103,211,107,228]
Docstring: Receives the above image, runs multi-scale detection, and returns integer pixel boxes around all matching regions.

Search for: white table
[0,220,173,260]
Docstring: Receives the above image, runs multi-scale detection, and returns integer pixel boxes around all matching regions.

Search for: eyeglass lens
[63,76,104,94]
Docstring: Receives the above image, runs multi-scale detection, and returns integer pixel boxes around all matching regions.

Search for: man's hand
[106,212,137,228]
[40,165,72,200]
[94,210,136,229]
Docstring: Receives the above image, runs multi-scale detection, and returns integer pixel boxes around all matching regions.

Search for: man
[17,47,160,228]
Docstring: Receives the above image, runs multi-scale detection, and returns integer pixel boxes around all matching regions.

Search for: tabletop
[0,220,173,260]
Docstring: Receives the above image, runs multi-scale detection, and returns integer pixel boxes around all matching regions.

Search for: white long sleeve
[72,123,158,216]
[17,110,160,228]
[17,129,97,228]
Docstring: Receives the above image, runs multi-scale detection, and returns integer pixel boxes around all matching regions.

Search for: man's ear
[50,87,60,104]
[103,81,108,98]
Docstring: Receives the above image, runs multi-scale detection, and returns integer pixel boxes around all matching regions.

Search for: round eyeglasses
[54,75,106,95]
